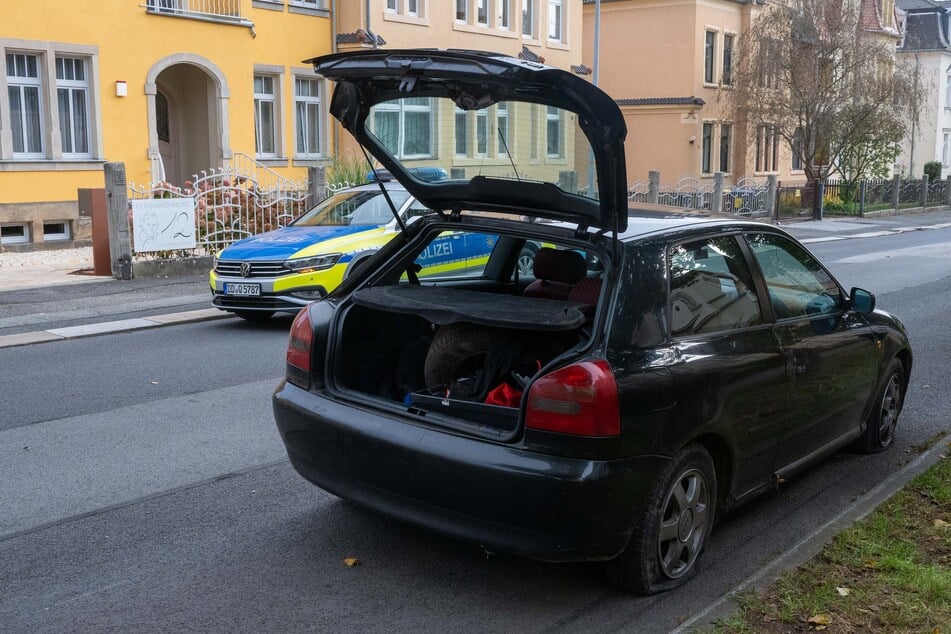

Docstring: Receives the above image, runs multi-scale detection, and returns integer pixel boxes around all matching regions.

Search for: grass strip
[713,452,950,633]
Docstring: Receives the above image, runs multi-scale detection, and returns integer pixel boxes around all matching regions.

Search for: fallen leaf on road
[150,381,158,385]
[343,558,359,567]
[934,519,949,530]
[864,559,878,569]
[836,586,851,596]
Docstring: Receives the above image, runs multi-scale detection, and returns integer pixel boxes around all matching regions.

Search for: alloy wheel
[878,373,902,446]
[657,468,710,579]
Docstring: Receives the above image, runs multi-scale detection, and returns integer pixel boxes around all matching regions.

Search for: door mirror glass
[850,287,875,314]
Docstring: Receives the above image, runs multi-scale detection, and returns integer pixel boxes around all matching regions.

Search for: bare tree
[734,0,921,206]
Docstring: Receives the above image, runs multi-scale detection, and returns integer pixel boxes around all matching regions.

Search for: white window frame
[254,73,280,159]
[6,52,46,159]
[546,105,563,158]
[43,220,70,241]
[456,0,468,22]
[371,98,434,160]
[722,33,734,86]
[701,121,713,175]
[498,0,511,29]
[1,223,31,245]
[943,130,950,166]
[0,39,102,165]
[289,0,325,8]
[945,73,951,109]
[386,0,398,11]
[719,122,732,174]
[522,0,536,38]
[704,31,717,84]
[476,108,488,156]
[454,107,469,157]
[477,0,489,26]
[548,0,564,42]
[496,101,510,157]
[293,75,324,158]
[55,56,91,158]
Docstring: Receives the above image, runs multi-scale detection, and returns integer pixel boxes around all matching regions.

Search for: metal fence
[628,174,773,217]
[128,161,311,259]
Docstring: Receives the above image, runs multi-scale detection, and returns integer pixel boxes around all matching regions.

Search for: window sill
[252,0,284,11]
[521,36,541,45]
[452,22,517,39]
[0,159,106,172]
[546,39,569,51]
[702,82,718,89]
[256,157,288,167]
[288,3,330,17]
[292,157,331,167]
[383,12,429,26]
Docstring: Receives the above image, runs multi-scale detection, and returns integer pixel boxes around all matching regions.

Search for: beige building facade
[582,0,807,187]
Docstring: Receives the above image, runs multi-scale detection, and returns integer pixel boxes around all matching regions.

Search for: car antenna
[359,143,408,234]
[498,126,521,181]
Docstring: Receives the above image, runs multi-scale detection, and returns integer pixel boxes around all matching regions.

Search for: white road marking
[834,241,951,263]
[800,236,848,244]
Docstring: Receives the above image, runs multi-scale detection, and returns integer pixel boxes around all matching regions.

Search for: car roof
[618,213,779,242]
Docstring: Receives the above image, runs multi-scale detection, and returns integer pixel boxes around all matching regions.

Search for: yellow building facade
[1,0,332,248]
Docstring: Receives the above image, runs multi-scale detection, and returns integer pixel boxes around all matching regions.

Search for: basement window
[1,223,30,245]
[43,221,70,241]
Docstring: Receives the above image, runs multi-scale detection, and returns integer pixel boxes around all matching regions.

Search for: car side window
[669,236,763,337]
[411,231,500,281]
[745,233,842,320]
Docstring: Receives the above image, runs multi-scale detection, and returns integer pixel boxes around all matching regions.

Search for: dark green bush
[924,161,942,182]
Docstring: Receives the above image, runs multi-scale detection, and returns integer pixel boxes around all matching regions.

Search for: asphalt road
[2,226,950,633]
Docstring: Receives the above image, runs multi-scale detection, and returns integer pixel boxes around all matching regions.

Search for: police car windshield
[294,190,411,227]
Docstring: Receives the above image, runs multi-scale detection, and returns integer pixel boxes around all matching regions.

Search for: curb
[674,432,951,633]
[0,308,234,349]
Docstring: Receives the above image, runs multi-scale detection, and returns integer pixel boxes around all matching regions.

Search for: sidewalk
[2,207,951,345]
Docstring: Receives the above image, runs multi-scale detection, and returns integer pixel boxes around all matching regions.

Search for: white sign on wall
[131,198,197,253]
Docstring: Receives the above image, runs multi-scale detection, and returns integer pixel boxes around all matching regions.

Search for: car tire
[852,358,904,454]
[606,444,717,595]
[424,323,497,388]
[517,242,539,278]
[233,310,274,323]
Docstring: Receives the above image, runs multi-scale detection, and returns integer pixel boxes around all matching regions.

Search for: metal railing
[627,173,773,218]
[144,0,254,30]
[128,163,311,259]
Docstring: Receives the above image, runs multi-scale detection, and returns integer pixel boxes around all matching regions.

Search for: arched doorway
[146,54,231,185]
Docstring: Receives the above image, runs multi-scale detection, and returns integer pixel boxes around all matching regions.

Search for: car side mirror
[850,287,875,314]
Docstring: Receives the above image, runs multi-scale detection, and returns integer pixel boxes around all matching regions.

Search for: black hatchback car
[273,50,912,594]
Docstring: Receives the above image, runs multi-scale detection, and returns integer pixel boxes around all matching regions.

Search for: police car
[210,176,539,321]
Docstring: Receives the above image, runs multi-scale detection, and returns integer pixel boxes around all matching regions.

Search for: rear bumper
[273,382,669,562]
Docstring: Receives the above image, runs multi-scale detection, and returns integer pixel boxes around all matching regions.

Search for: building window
[546,106,563,158]
[522,0,535,37]
[722,34,734,86]
[548,0,563,42]
[943,131,950,166]
[294,77,322,157]
[719,123,731,173]
[946,74,951,108]
[530,104,539,159]
[496,101,510,157]
[386,0,397,11]
[254,74,278,157]
[55,57,90,157]
[477,0,488,25]
[43,220,70,241]
[498,0,511,29]
[701,122,713,174]
[704,31,716,84]
[1,223,30,245]
[476,108,488,155]
[407,0,419,15]
[6,52,45,157]
[791,128,803,170]
[372,98,434,159]
[456,0,467,21]
[455,108,469,156]
[290,0,325,8]
[756,124,779,172]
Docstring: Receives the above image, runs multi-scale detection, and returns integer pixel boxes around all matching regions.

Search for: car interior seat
[523,248,587,301]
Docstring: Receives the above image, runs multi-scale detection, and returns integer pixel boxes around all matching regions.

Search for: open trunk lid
[309,49,629,233]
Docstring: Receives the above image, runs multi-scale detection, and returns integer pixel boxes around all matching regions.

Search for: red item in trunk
[485,382,523,407]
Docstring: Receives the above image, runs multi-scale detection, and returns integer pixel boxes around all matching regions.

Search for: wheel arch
[685,433,734,514]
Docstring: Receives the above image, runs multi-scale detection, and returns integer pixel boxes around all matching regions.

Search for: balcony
[144,0,255,32]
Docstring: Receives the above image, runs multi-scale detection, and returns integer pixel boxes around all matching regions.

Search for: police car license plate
[225,283,261,296]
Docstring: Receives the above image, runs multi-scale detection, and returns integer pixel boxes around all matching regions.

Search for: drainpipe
[366,0,376,48]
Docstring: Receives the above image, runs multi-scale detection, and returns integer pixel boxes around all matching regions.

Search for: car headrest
[532,247,587,285]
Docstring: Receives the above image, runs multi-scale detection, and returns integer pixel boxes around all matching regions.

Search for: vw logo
[240,262,252,278]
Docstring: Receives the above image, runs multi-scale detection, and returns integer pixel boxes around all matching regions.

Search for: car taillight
[286,308,313,389]
[525,360,620,437]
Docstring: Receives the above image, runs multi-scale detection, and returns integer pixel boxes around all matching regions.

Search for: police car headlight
[284,253,342,272]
